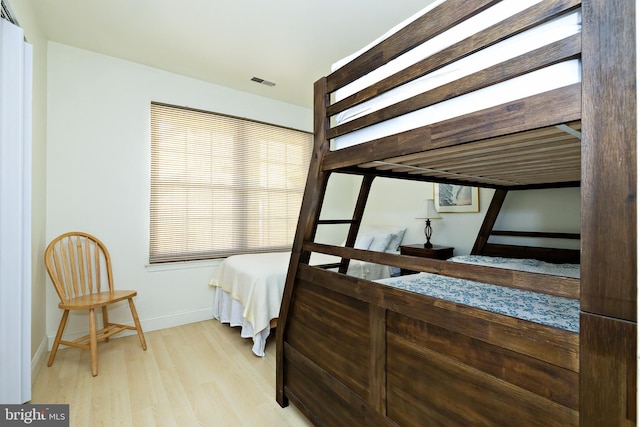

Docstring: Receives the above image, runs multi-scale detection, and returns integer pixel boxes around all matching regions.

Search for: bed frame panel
[276,0,636,425]
[284,266,578,426]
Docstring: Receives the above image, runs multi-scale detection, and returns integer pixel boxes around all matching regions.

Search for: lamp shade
[416,199,442,220]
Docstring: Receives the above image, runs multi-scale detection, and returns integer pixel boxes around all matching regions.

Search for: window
[150,103,312,263]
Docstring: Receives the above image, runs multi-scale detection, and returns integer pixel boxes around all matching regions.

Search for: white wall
[492,187,580,249]
[360,178,491,255]
[45,42,312,344]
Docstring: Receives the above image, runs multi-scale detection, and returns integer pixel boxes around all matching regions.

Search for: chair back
[45,232,114,304]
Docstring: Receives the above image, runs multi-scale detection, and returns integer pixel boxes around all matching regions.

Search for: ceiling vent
[251,76,276,87]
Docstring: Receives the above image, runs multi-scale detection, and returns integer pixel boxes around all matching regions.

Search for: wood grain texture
[322,87,581,189]
[339,175,375,274]
[303,243,580,299]
[579,2,637,425]
[281,267,578,426]
[286,279,370,400]
[327,0,581,118]
[581,0,637,321]
[328,34,580,140]
[471,189,507,255]
[326,0,501,93]
[580,313,637,426]
[276,77,332,406]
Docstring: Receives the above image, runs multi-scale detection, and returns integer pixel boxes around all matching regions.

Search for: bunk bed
[276,0,637,426]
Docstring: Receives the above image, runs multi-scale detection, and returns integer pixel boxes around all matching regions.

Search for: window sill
[145,258,223,272]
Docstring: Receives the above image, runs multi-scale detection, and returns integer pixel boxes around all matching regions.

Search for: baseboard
[31,335,48,385]
[141,307,214,333]
[46,307,214,350]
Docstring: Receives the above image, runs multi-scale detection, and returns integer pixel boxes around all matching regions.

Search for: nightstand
[399,244,454,275]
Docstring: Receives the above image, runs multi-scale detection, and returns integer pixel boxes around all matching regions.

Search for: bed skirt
[212,287,271,357]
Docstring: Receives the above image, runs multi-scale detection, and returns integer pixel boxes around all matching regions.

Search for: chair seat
[59,290,138,310]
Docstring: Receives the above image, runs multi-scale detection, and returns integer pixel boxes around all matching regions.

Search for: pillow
[360,226,407,252]
[368,232,393,252]
[386,228,406,252]
[354,235,374,250]
[341,234,374,250]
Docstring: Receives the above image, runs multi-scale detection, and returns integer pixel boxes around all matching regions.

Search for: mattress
[331,0,582,149]
[377,272,579,332]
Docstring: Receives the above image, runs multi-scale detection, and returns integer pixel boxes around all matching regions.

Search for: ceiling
[28,0,432,108]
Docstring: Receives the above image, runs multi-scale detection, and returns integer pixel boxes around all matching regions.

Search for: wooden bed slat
[386,311,578,410]
[326,0,501,93]
[386,332,578,426]
[303,242,580,299]
[327,0,581,118]
[283,343,393,427]
[361,121,581,167]
[327,34,580,140]
[322,84,581,189]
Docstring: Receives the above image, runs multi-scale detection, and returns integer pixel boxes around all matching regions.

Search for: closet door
[0,17,32,404]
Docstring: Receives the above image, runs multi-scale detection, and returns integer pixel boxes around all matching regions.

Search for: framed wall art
[434,184,479,213]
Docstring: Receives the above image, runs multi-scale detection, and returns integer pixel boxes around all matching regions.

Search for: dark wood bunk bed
[276,1,636,426]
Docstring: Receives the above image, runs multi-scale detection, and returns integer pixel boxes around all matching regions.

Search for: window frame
[149,102,312,264]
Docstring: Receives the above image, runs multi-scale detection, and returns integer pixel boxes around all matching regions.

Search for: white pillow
[354,235,374,250]
[386,228,406,252]
[368,232,393,252]
[341,234,374,250]
[360,226,407,252]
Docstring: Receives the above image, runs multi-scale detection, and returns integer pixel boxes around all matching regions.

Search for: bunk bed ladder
[317,175,375,273]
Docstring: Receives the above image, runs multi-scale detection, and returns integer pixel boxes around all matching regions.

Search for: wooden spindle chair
[45,231,147,376]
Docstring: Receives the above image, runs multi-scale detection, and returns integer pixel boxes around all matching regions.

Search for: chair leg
[102,306,109,343]
[48,310,70,367]
[89,308,98,376]
[128,298,147,350]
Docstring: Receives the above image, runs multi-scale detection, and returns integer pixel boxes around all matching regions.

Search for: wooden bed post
[471,188,507,255]
[276,77,331,407]
[581,0,637,425]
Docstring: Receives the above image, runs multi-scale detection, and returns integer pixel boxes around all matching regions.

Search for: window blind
[150,102,312,263]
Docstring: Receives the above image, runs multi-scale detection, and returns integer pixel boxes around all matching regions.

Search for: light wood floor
[31,320,313,427]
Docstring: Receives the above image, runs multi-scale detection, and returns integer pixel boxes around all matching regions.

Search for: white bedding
[209,227,405,356]
[331,0,582,149]
[210,252,289,356]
